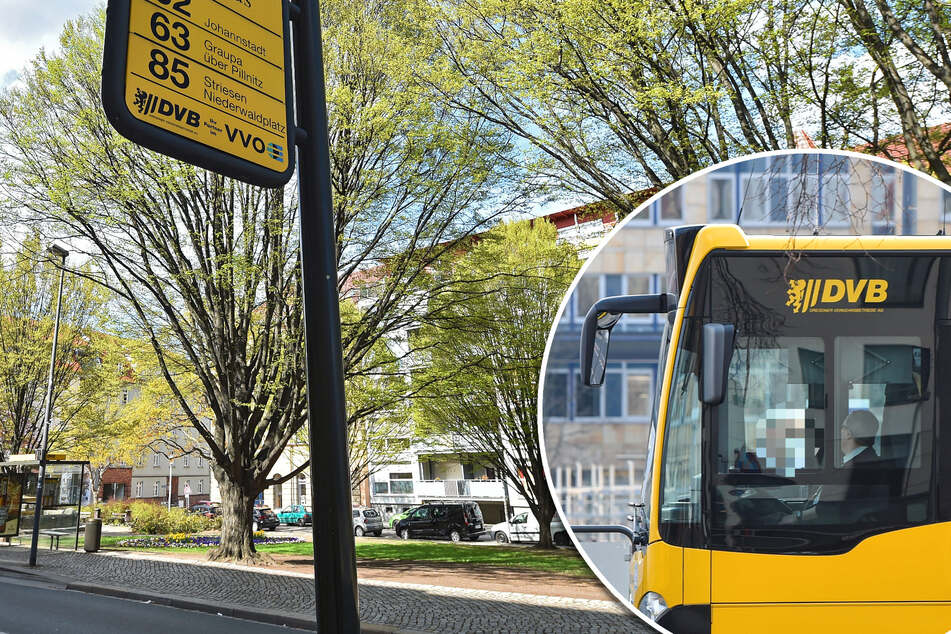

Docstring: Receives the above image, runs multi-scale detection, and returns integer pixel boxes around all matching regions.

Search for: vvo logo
[225,125,285,163]
[786,278,888,313]
[133,88,199,128]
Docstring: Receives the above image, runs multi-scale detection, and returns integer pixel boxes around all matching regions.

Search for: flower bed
[116,533,302,549]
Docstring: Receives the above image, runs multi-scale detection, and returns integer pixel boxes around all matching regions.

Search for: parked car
[490,511,569,545]
[352,507,383,536]
[277,505,313,526]
[387,507,417,528]
[252,506,280,532]
[189,501,220,518]
[395,502,484,542]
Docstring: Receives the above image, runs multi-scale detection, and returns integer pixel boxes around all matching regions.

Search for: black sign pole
[291,0,360,631]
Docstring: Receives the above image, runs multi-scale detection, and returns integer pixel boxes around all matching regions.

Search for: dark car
[395,502,484,542]
[189,501,220,518]
[253,506,280,532]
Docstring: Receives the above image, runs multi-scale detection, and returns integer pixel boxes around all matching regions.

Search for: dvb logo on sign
[133,88,200,128]
[786,278,888,313]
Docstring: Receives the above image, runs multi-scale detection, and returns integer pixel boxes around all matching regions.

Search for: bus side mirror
[702,323,735,405]
[580,293,676,386]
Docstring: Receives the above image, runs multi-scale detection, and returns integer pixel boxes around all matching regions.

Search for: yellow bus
[579,224,951,633]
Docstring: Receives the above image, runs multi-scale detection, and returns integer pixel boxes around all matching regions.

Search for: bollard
[94,507,101,520]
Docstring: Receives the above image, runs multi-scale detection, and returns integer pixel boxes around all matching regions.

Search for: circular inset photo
[540,150,951,633]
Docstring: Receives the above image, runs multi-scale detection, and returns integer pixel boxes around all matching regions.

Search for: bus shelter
[0,459,88,549]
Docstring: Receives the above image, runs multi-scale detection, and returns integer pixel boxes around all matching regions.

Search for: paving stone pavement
[0,547,653,633]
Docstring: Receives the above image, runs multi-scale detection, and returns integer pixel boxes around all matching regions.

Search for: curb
[0,561,422,633]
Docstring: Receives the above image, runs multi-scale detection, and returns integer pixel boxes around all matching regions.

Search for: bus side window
[658,317,704,547]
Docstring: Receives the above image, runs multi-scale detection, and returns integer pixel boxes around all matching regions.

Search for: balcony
[415,479,505,500]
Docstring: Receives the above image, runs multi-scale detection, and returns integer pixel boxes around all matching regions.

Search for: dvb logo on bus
[224,124,285,163]
[786,278,888,313]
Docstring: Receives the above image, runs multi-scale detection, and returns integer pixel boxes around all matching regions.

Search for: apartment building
[129,426,213,506]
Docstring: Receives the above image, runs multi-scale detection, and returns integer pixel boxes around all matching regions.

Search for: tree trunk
[533,483,558,550]
[208,475,264,563]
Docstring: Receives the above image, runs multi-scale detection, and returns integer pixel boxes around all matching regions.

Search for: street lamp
[29,244,68,567]
[168,454,174,510]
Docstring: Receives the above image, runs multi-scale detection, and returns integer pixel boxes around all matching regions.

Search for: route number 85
[149,49,189,89]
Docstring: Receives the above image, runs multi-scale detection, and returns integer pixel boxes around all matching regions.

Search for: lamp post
[29,244,68,567]
[168,455,173,510]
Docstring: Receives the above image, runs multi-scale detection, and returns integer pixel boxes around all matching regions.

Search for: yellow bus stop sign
[103,0,295,187]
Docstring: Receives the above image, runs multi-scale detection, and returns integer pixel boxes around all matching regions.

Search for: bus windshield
[661,252,943,555]
[710,254,937,554]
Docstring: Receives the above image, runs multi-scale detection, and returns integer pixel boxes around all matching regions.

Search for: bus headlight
[637,591,668,621]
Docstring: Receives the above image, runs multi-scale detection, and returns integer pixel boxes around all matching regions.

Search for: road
[0,569,311,634]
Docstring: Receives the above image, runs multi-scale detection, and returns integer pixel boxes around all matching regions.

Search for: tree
[422,0,815,209]
[338,301,413,491]
[413,220,580,548]
[0,4,522,561]
[834,0,951,180]
[0,233,124,461]
[423,0,951,212]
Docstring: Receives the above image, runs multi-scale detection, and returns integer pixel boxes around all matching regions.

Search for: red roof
[854,122,951,164]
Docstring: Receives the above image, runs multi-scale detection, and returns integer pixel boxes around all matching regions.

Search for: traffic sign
[102,0,295,187]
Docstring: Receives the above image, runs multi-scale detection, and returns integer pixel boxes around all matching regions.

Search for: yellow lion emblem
[786,280,806,313]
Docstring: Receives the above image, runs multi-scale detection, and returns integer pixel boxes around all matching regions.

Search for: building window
[820,154,851,225]
[152,481,159,497]
[135,481,143,497]
[574,275,601,320]
[658,188,683,222]
[388,438,410,452]
[943,190,951,222]
[183,455,189,467]
[739,169,770,222]
[543,371,569,419]
[574,371,600,417]
[373,481,389,494]
[621,275,652,326]
[572,366,654,421]
[197,455,203,468]
[738,156,821,225]
[868,164,896,229]
[153,454,159,467]
[390,472,413,494]
[709,173,734,221]
[390,480,413,494]
[198,479,204,494]
[120,389,129,405]
[626,371,653,418]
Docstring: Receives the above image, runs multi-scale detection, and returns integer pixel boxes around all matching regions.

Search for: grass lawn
[89,534,594,577]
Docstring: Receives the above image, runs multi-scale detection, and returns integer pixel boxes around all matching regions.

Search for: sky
[0,0,99,89]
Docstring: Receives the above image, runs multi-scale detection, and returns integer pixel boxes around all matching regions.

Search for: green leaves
[411,219,579,539]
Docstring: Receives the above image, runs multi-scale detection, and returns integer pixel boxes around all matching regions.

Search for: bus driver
[840,409,880,466]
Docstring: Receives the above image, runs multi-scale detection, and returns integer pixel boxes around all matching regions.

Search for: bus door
[703,253,950,632]
[656,312,711,624]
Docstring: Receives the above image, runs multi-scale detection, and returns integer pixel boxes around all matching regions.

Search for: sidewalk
[0,545,651,633]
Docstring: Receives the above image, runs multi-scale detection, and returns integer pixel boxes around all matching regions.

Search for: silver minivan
[352,506,383,536]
